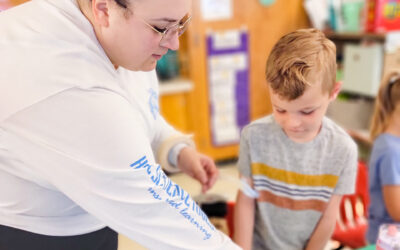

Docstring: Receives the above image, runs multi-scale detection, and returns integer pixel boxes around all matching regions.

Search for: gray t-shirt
[238,115,358,250]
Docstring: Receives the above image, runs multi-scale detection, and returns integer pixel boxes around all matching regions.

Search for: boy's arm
[233,175,255,250]
[383,186,400,221]
[305,194,342,250]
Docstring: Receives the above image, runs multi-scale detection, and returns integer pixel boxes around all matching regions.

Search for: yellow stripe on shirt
[252,162,338,188]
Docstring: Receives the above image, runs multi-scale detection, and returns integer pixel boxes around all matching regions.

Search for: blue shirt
[367,133,400,243]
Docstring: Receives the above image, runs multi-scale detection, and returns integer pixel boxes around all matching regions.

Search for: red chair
[225,201,235,238]
[331,161,370,249]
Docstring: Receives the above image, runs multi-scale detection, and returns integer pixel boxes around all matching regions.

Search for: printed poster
[206,29,249,146]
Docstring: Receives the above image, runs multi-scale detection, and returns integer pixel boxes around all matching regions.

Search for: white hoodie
[0,0,240,249]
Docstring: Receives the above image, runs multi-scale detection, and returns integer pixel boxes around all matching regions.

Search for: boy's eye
[276,109,286,114]
[301,110,314,115]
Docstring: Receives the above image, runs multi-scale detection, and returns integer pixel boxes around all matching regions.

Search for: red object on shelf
[331,161,370,249]
[366,0,400,32]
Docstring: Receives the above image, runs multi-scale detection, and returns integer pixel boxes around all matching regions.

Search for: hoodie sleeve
[2,87,240,250]
[151,114,195,173]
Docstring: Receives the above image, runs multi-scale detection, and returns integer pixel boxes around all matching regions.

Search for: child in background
[233,29,358,250]
[367,72,400,244]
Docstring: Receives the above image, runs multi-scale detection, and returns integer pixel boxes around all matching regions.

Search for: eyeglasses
[136,14,192,44]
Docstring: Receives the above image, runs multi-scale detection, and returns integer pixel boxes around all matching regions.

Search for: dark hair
[88,0,129,9]
[114,0,129,9]
[114,0,134,17]
[87,0,132,16]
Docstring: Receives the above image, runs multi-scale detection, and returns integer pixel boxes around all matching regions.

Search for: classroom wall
[184,0,310,159]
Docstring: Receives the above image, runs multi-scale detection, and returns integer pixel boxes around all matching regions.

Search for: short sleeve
[334,139,358,195]
[379,151,400,186]
[237,126,252,177]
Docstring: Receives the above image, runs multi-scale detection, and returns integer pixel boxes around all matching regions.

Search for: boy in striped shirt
[233,29,358,250]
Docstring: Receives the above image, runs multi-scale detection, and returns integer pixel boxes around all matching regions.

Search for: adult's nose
[160,31,180,51]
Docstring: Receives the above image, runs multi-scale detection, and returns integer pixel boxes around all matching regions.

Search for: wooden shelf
[325,32,386,42]
[159,78,193,133]
[159,78,193,96]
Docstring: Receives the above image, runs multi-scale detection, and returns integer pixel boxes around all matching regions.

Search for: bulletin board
[206,29,250,146]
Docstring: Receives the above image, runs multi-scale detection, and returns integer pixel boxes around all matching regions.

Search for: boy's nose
[286,115,302,128]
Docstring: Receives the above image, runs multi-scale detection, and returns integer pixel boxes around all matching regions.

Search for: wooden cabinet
[159,79,193,133]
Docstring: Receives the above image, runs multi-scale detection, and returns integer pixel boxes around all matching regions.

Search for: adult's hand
[177,147,219,193]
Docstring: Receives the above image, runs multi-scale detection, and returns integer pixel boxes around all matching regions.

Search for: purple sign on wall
[206,29,250,146]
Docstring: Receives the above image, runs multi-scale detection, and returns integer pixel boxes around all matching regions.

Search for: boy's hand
[177,147,219,193]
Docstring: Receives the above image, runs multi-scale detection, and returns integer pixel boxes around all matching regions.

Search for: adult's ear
[91,0,110,27]
[329,81,342,101]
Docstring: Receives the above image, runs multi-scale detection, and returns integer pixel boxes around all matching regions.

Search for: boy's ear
[329,81,342,101]
[91,0,110,27]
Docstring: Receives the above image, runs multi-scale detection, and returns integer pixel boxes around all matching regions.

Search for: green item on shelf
[259,0,275,6]
[336,69,343,82]
[337,92,351,101]
[156,50,179,80]
[342,1,364,32]
[356,244,376,250]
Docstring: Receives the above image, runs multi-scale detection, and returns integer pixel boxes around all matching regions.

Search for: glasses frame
[136,15,192,43]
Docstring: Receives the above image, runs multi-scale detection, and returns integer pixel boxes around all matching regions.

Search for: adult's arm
[2,87,239,250]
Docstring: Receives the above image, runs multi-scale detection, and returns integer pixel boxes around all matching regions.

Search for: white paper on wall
[385,31,400,53]
[303,0,329,30]
[201,0,232,21]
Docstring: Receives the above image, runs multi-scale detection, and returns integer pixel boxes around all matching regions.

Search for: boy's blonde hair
[266,28,337,100]
[370,72,400,140]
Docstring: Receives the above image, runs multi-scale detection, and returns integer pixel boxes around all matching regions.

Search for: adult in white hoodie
[0,0,240,249]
